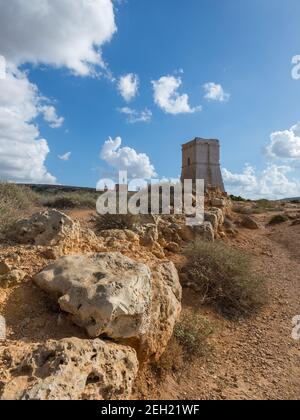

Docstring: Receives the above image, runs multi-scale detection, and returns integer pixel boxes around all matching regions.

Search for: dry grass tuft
[268,214,289,225]
[182,240,267,319]
[0,182,38,235]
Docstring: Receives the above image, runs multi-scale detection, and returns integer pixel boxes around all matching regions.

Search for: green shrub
[174,312,213,358]
[155,311,213,377]
[230,195,247,202]
[268,214,289,225]
[182,241,267,318]
[0,182,38,234]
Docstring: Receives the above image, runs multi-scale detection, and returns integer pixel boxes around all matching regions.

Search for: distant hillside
[280,197,300,202]
[21,184,97,194]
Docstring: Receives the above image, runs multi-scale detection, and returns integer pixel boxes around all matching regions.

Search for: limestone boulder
[0,338,138,400]
[193,221,215,242]
[34,253,182,361]
[9,210,80,246]
[145,261,182,361]
[34,253,152,340]
[205,207,223,232]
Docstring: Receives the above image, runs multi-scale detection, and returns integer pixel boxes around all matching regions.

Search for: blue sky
[1,0,300,198]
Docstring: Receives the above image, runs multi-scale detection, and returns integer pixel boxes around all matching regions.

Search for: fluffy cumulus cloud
[266,122,300,160]
[203,82,230,102]
[40,105,64,128]
[58,152,71,161]
[0,0,117,183]
[0,0,116,76]
[100,137,157,179]
[152,76,201,115]
[118,74,139,102]
[0,68,56,183]
[118,107,152,124]
[223,164,300,199]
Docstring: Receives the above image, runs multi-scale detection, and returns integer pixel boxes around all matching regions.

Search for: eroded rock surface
[0,338,138,400]
[34,253,152,340]
[34,253,182,361]
[9,210,79,246]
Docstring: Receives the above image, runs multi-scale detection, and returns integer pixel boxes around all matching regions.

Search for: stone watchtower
[181,138,225,192]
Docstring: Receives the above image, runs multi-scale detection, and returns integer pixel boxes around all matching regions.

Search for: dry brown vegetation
[182,240,267,319]
[40,192,97,210]
[233,199,284,215]
[153,311,213,378]
[95,213,141,231]
[268,214,289,225]
[0,182,38,235]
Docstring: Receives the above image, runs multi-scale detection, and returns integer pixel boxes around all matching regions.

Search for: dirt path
[148,216,300,400]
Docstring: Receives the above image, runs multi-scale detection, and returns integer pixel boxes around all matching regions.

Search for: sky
[0,0,300,199]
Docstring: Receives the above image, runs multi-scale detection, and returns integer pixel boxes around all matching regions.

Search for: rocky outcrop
[9,210,80,246]
[205,207,224,235]
[0,338,138,400]
[34,253,182,361]
[193,221,215,242]
[145,261,182,361]
[34,253,152,340]
[8,210,106,256]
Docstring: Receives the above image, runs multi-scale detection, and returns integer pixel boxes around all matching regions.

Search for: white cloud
[118,107,152,124]
[266,122,300,160]
[223,164,300,199]
[100,137,157,179]
[0,68,56,183]
[0,0,116,76]
[58,152,71,161]
[118,73,139,102]
[40,105,64,128]
[152,75,201,115]
[0,55,6,80]
[0,0,118,183]
[203,82,230,102]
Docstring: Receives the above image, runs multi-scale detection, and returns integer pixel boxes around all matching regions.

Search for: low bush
[41,192,96,209]
[155,311,213,377]
[0,182,38,234]
[268,214,289,225]
[182,241,267,318]
[174,312,213,358]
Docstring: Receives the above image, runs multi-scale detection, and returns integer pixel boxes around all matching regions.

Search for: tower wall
[181,138,225,192]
